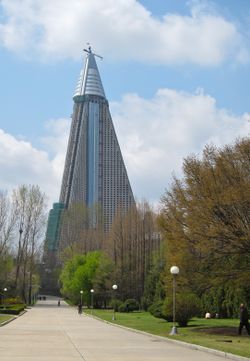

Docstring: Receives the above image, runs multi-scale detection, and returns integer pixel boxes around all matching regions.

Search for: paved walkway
[0,297,243,361]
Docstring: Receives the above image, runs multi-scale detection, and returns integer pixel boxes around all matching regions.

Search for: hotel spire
[73,46,105,99]
[45,46,135,246]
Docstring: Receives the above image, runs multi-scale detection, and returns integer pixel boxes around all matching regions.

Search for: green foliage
[92,253,114,306]
[110,298,122,311]
[118,299,140,312]
[60,251,114,305]
[163,293,202,327]
[5,297,23,305]
[201,286,247,318]
[0,304,26,314]
[141,250,166,310]
[148,300,169,320]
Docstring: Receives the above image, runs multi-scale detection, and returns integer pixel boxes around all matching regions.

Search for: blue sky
[0,0,249,208]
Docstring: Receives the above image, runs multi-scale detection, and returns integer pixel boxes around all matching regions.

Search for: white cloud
[0,0,248,65]
[111,89,250,203]
[0,119,70,206]
[41,118,70,185]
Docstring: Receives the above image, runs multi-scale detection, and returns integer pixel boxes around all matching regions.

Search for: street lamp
[3,288,7,309]
[170,266,179,335]
[80,290,83,306]
[90,289,94,314]
[112,284,118,321]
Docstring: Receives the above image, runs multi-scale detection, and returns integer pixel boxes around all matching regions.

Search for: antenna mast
[83,44,103,60]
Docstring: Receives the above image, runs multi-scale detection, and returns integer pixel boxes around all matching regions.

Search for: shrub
[0,304,26,315]
[118,299,140,312]
[5,297,23,305]
[118,303,127,312]
[163,293,202,327]
[201,286,246,318]
[148,300,169,320]
[110,299,122,311]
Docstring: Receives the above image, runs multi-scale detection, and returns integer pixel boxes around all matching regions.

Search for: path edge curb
[84,312,250,361]
[0,309,27,327]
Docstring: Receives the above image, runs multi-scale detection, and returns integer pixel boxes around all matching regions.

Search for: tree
[58,203,104,262]
[106,202,162,302]
[60,251,114,306]
[141,248,166,310]
[0,190,16,290]
[159,138,250,316]
[57,199,163,305]
[163,292,202,326]
[91,252,114,307]
[13,185,47,303]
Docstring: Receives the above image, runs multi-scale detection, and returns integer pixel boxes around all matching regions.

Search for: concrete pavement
[0,297,247,361]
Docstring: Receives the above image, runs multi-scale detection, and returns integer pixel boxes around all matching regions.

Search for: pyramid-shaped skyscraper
[58,47,135,233]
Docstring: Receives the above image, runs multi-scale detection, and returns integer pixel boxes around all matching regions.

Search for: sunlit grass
[0,314,14,325]
[84,309,250,358]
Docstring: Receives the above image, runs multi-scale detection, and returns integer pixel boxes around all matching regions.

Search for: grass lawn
[0,314,14,325]
[84,309,250,358]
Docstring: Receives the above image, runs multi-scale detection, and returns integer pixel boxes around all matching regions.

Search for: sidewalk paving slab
[0,297,249,361]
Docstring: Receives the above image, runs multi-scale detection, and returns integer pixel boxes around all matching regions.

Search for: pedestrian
[78,303,82,315]
[238,303,250,335]
[58,299,60,307]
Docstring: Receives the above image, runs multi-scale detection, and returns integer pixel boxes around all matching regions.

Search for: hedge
[0,304,26,315]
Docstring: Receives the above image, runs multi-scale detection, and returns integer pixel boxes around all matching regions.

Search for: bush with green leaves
[0,304,26,315]
[201,285,247,318]
[148,300,169,320]
[110,299,122,311]
[5,297,23,305]
[163,292,202,327]
[60,251,114,305]
[141,251,166,311]
[118,299,139,312]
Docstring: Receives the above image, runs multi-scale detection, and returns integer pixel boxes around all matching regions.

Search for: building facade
[46,47,135,252]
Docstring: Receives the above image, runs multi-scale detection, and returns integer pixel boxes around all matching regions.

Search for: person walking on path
[238,303,250,335]
[78,303,82,315]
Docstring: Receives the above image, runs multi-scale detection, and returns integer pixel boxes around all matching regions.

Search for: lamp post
[3,288,7,309]
[112,284,118,321]
[90,289,94,314]
[80,290,83,306]
[170,266,179,335]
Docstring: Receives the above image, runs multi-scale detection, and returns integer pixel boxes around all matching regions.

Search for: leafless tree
[106,202,162,301]
[13,185,47,303]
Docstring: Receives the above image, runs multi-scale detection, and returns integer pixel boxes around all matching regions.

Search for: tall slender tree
[0,190,16,290]
[106,202,162,301]
[13,185,47,303]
